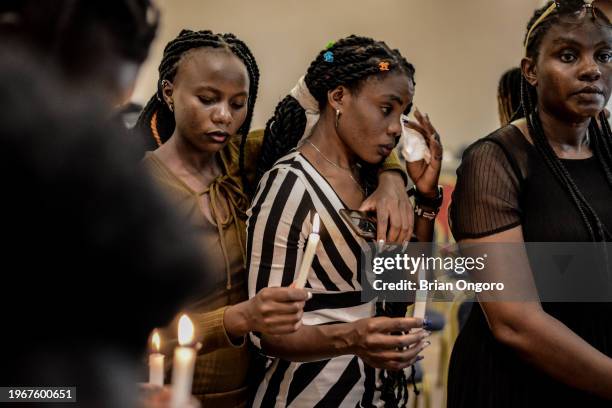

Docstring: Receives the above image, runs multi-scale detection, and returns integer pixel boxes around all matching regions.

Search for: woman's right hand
[348,316,430,371]
[224,287,311,337]
[404,108,443,197]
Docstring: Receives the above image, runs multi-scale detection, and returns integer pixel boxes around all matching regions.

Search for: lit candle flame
[152,330,161,352]
[178,314,194,346]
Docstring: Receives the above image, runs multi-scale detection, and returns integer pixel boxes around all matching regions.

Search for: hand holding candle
[149,330,165,386]
[294,213,320,289]
[171,314,196,408]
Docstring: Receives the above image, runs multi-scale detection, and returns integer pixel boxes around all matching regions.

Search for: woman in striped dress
[248,35,443,407]
[135,30,426,406]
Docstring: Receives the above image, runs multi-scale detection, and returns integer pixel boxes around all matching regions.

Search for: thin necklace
[305,139,365,194]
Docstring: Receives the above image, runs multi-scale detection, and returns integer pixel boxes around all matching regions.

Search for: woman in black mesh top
[448,1,612,406]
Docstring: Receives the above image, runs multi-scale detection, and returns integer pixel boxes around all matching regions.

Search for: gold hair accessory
[524,1,557,51]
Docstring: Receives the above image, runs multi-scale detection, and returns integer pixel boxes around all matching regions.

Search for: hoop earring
[335,109,341,129]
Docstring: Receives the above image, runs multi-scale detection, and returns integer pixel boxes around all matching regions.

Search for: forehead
[541,19,612,49]
[174,47,249,90]
[360,72,414,101]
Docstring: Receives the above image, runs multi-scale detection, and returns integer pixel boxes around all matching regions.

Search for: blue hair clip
[323,51,334,63]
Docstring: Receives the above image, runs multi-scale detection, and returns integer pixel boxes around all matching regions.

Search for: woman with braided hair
[135,29,414,406]
[247,35,443,407]
[448,1,612,406]
[134,29,310,406]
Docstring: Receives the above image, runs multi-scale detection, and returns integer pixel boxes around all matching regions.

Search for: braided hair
[134,29,259,191]
[497,67,524,125]
[521,0,612,242]
[256,35,415,193]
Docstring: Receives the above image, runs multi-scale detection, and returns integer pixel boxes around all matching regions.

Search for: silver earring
[335,109,341,129]
[168,101,174,112]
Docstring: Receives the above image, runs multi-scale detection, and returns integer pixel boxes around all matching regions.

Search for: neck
[538,106,591,150]
[160,131,217,174]
[307,110,356,169]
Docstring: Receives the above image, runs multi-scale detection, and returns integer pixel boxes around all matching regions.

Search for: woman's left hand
[359,171,414,244]
[404,108,443,197]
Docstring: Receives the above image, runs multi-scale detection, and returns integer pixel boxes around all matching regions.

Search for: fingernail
[422,340,431,349]
[307,291,313,300]
[377,239,385,252]
[401,241,409,252]
[420,331,431,339]
[416,355,425,361]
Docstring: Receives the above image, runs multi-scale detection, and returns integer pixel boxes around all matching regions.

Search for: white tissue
[399,114,431,163]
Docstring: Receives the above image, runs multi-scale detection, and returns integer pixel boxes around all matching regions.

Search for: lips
[573,86,604,96]
[206,131,230,143]
[378,144,394,156]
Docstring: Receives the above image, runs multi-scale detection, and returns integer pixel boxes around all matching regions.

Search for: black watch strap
[408,185,443,209]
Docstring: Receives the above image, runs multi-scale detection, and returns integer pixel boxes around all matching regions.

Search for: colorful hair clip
[326,41,335,49]
[324,51,334,63]
[379,61,390,71]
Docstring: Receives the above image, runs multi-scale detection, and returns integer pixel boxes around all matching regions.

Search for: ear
[521,57,537,87]
[161,79,174,106]
[327,85,348,111]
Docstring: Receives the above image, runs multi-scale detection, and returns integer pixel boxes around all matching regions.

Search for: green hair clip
[325,41,335,49]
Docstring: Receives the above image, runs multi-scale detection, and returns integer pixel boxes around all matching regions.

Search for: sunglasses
[524,0,612,51]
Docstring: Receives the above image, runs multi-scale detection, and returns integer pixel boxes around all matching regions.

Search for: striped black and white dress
[247,151,385,407]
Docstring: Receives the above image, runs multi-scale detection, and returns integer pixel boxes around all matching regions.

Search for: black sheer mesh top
[450,125,526,241]
[447,126,612,408]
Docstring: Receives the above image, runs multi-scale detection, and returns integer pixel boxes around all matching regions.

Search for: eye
[198,96,215,105]
[559,51,577,63]
[597,51,612,63]
[231,99,247,110]
[381,106,392,116]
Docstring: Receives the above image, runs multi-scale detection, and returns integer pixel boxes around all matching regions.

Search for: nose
[578,57,602,82]
[210,102,232,127]
[387,119,402,139]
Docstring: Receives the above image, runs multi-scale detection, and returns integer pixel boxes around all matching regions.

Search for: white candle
[149,330,164,386]
[295,213,320,289]
[412,265,428,327]
[171,315,196,408]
